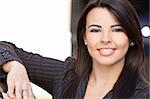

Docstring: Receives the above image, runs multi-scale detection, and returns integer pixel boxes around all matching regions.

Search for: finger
[15,88,22,99]
[22,89,29,99]
[31,95,36,99]
[2,93,10,99]
[22,83,31,99]
[7,81,15,98]
[32,95,36,99]
[28,87,35,99]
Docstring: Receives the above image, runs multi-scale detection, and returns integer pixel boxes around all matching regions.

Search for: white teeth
[99,49,114,56]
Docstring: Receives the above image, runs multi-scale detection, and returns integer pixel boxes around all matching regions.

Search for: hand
[2,93,14,99]
[3,61,35,99]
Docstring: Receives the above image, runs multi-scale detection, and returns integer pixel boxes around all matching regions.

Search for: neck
[90,59,125,86]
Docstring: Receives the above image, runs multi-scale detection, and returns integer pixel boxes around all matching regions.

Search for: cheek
[85,35,99,56]
[86,35,99,48]
[113,34,129,49]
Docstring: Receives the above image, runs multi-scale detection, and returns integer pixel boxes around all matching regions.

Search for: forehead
[86,7,119,25]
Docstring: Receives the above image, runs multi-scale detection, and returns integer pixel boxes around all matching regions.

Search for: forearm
[13,44,65,94]
[0,41,65,94]
[0,41,52,92]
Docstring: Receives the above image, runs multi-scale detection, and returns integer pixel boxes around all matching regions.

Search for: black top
[0,41,149,99]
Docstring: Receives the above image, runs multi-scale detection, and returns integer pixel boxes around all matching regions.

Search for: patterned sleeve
[0,41,69,95]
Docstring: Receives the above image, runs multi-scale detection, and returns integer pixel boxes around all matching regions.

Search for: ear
[83,34,87,45]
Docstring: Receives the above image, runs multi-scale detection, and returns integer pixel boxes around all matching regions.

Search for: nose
[100,32,112,44]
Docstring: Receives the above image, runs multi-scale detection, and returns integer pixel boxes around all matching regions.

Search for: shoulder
[64,57,76,75]
[59,57,76,95]
[63,57,77,80]
[131,78,149,98]
[64,57,76,69]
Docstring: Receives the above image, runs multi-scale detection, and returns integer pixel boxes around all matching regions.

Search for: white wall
[0,0,72,61]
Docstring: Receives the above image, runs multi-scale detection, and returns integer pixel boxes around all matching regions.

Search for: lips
[98,48,116,56]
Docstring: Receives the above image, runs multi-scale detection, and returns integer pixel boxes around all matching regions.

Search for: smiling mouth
[97,48,116,56]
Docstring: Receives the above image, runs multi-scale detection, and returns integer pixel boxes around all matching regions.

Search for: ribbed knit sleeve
[0,41,76,97]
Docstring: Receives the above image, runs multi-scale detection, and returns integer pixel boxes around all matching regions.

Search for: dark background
[70,0,149,81]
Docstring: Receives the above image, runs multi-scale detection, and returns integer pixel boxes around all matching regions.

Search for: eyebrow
[88,24,101,28]
[111,24,122,28]
[88,24,122,28]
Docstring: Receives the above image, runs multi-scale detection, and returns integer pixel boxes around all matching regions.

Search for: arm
[0,41,34,98]
[0,41,66,96]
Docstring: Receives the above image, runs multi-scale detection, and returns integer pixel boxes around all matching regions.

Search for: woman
[0,0,149,98]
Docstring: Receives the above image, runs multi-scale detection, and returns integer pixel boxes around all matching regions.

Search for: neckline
[75,75,113,99]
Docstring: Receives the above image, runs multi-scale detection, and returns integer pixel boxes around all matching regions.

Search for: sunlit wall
[0,0,72,61]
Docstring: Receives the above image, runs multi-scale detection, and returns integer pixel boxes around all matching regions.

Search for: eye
[90,29,101,33]
[112,28,124,32]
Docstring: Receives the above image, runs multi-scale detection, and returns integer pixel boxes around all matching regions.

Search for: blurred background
[0,0,149,80]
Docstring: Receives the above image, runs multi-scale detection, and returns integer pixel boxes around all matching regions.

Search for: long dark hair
[64,0,144,98]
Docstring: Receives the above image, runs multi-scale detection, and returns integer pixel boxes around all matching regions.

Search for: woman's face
[84,7,129,66]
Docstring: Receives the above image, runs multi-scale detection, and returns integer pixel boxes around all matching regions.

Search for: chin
[94,57,124,67]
